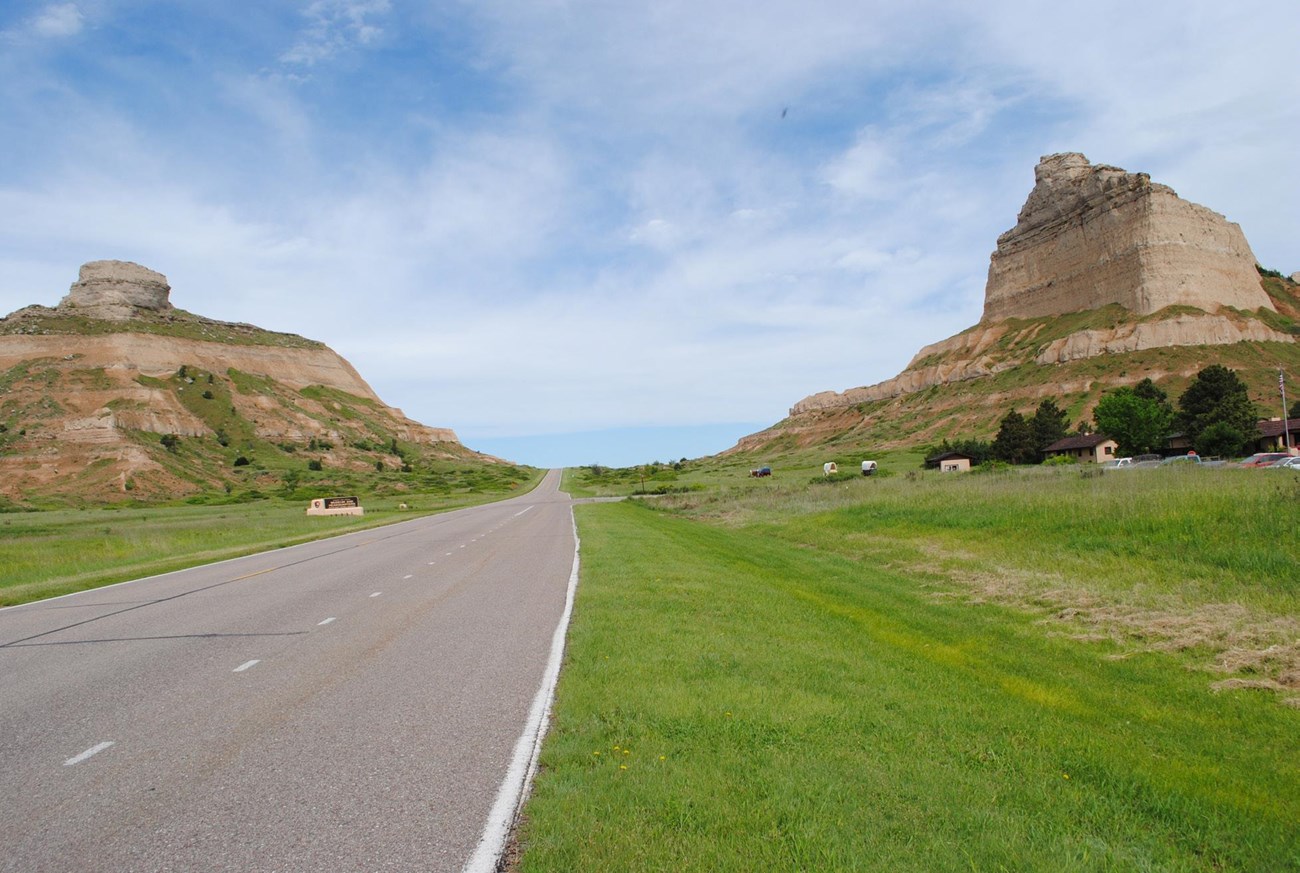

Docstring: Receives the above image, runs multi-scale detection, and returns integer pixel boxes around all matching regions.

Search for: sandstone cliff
[0,261,475,504]
[733,154,1298,455]
[983,153,1271,321]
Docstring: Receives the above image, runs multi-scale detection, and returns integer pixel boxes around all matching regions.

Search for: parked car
[1101,457,1133,469]
[1239,452,1292,468]
[1267,456,1300,469]
[1160,454,1202,465]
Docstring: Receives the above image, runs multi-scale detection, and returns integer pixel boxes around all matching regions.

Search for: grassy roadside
[518,471,1300,871]
[0,475,544,607]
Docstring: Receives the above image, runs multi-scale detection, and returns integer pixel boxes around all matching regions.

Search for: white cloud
[31,3,83,38]
[281,0,392,66]
[2,0,1298,464]
[821,129,898,200]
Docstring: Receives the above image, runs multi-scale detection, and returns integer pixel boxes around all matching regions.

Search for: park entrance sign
[306,496,364,517]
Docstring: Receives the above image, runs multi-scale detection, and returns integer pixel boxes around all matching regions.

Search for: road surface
[0,470,576,872]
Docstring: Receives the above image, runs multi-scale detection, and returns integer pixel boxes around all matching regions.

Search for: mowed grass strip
[519,501,1300,872]
[0,490,518,607]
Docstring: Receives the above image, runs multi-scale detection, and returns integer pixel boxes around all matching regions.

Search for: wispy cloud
[280,0,391,67]
[32,3,82,37]
[3,2,84,41]
[0,1,1297,465]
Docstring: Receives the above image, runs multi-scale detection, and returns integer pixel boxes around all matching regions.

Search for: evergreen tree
[992,410,1036,464]
[1177,365,1257,454]
[1029,399,1070,459]
[1094,387,1173,456]
[1132,377,1169,406]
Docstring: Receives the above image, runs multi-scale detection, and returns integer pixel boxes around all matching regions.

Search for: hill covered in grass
[729,154,1299,458]
[0,261,525,507]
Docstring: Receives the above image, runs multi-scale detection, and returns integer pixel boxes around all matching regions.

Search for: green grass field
[0,477,542,607]
[518,466,1300,871]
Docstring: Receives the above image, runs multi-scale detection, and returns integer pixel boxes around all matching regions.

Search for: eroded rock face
[983,153,1271,321]
[59,260,173,320]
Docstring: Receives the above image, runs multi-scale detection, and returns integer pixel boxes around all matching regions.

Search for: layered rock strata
[59,260,174,320]
[983,153,1271,320]
[787,153,1290,416]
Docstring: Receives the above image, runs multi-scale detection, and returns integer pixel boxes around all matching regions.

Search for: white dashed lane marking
[370,592,383,598]
[403,575,413,580]
[233,660,260,673]
[317,617,337,626]
[64,742,114,766]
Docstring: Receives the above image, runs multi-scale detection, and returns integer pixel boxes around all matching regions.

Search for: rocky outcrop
[983,153,1271,320]
[0,261,470,503]
[783,153,1291,419]
[59,260,173,320]
[1032,314,1292,364]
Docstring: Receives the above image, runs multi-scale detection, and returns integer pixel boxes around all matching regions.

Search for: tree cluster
[990,399,1069,464]
[1093,366,1259,457]
[941,366,1264,467]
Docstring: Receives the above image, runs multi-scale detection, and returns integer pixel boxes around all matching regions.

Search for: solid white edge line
[64,741,114,766]
[461,506,580,873]
[233,659,260,672]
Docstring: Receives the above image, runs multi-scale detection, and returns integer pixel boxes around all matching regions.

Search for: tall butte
[0,260,475,503]
[732,153,1297,452]
[983,152,1271,320]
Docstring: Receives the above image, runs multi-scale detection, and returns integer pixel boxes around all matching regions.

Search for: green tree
[1177,365,1256,451]
[1093,388,1173,456]
[1288,399,1300,421]
[1029,399,1070,459]
[1195,421,1251,458]
[992,410,1036,464]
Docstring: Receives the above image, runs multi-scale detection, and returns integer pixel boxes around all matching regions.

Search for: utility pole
[1282,368,1294,453]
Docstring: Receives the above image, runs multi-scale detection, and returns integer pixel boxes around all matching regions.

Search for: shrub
[160,433,180,452]
[233,456,250,467]
[308,459,323,471]
[1042,454,1077,466]
[201,390,214,400]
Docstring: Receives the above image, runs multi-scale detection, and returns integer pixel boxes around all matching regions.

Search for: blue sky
[1,2,1297,468]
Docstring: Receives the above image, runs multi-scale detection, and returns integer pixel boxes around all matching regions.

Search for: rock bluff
[60,259,174,320]
[983,153,1271,320]
[780,152,1293,419]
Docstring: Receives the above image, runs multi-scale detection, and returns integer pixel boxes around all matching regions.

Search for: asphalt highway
[0,469,577,872]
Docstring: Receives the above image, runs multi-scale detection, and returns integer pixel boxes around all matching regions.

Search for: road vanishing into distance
[0,470,577,872]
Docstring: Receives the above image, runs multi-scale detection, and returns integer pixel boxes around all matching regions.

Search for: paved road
[0,470,576,872]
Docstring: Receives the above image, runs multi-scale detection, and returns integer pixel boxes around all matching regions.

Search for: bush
[160,433,180,452]
[233,456,250,467]
[308,459,324,471]
[1042,454,1077,466]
